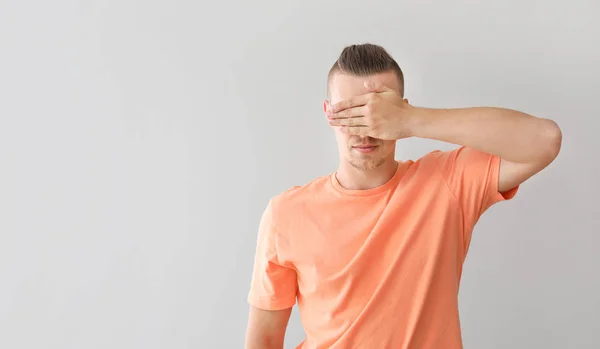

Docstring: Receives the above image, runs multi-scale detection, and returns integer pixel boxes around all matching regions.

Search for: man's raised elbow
[540,118,562,163]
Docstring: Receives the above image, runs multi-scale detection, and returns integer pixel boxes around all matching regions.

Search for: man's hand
[326,81,414,140]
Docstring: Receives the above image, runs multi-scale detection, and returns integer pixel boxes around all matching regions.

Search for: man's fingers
[329,95,368,113]
[364,81,393,93]
[328,105,370,134]
[327,106,365,119]
[329,116,366,127]
[340,125,370,136]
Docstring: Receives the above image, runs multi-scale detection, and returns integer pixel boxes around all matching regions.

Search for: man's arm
[245,306,292,349]
[246,197,297,348]
[408,106,562,191]
[327,82,562,192]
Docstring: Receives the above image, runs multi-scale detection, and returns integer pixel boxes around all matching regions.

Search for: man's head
[325,43,405,172]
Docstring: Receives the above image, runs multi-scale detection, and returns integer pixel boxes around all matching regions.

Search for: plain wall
[0,0,598,348]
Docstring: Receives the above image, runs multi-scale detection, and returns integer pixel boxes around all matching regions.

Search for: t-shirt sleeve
[247,199,298,310]
[433,146,519,230]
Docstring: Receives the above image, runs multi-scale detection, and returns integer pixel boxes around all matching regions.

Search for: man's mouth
[353,145,379,153]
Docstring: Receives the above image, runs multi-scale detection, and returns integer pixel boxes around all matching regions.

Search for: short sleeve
[247,199,298,310]
[434,146,519,230]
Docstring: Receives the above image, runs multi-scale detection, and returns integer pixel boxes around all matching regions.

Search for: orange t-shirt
[247,146,518,348]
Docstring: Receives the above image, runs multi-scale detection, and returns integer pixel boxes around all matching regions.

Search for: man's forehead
[329,71,400,103]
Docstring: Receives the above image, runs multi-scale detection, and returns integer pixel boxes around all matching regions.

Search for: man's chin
[349,158,385,171]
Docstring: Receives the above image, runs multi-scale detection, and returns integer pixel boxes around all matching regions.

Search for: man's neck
[335,159,398,191]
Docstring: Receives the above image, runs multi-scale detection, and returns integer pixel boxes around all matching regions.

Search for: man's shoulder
[416,148,452,162]
[405,146,478,171]
[259,174,331,234]
[401,149,448,173]
[270,174,331,208]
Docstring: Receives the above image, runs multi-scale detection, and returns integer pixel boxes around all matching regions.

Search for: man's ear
[404,98,409,104]
[323,100,329,113]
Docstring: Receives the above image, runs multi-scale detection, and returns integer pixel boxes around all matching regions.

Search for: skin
[245,70,562,348]
[245,307,291,349]
[326,71,562,192]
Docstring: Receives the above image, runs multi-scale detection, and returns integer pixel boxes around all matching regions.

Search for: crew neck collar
[329,161,404,197]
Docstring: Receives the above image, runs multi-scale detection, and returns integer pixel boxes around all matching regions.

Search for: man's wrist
[405,106,436,139]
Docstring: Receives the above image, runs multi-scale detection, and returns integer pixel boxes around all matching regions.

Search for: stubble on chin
[348,155,386,172]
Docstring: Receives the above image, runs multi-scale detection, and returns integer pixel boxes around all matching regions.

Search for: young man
[245,43,562,349]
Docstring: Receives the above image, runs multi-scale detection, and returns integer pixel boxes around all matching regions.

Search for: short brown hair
[327,43,404,97]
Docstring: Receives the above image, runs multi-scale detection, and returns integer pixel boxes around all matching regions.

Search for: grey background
[0,0,598,348]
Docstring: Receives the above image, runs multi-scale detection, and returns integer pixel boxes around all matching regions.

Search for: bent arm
[409,106,562,192]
